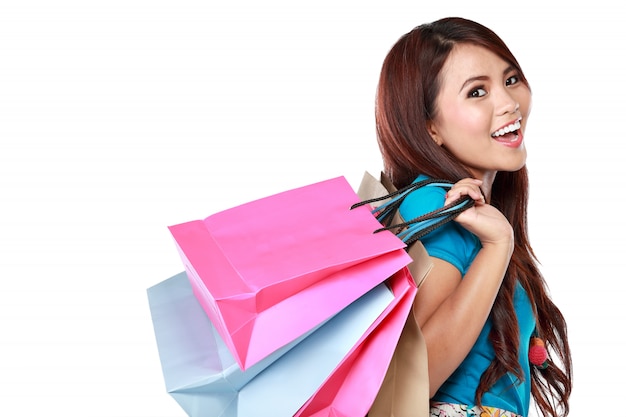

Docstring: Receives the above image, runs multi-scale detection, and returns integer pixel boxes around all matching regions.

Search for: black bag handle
[351,178,474,246]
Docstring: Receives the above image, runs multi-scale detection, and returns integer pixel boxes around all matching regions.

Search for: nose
[495,88,519,116]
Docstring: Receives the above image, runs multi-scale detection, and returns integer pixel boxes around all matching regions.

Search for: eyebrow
[458,64,516,94]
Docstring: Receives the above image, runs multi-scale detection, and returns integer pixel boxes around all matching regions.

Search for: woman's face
[427,43,532,180]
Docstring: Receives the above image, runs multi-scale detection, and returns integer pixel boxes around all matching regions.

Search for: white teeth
[492,120,521,138]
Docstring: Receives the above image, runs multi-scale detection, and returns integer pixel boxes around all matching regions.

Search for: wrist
[480,234,514,259]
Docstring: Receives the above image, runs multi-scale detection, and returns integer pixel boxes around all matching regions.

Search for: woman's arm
[412,178,514,396]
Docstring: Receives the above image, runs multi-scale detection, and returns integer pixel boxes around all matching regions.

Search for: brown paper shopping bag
[367,288,430,417]
[357,171,431,417]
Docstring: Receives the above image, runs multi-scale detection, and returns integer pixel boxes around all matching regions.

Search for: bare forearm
[422,240,513,395]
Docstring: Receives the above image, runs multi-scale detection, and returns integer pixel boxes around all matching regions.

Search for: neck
[472,170,496,203]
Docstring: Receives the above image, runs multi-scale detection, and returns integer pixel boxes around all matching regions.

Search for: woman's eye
[506,75,519,86]
[468,87,487,98]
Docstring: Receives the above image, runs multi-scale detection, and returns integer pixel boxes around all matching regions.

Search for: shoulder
[398,175,448,221]
[398,175,480,275]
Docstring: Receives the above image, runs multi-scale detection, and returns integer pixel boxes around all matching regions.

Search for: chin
[506,148,527,172]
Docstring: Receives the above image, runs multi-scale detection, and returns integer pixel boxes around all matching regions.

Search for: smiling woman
[427,43,530,178]
[371,17,573,417]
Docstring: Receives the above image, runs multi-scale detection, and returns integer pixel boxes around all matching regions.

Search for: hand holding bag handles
[151,172,473,417]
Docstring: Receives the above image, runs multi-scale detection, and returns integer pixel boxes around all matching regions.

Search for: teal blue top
[398,175,535,417]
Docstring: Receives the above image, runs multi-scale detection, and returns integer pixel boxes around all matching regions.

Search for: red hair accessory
[529,336,548,369]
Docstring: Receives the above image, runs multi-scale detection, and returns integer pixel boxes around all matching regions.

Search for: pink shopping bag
[168,176,411,370]
[294,266,417,417]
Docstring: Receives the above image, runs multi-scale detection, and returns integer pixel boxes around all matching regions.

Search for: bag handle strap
[390,197,473,246]
[351,177,474,246]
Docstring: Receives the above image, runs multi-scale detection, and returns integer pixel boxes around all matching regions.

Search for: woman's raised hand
[444,178,514,248]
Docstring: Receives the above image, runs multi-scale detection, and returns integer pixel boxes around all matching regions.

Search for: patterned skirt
[430,401,523,417]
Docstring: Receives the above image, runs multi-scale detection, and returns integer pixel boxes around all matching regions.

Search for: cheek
[447,108,488,136]
[438,103,484,137]
[518,88,532,118]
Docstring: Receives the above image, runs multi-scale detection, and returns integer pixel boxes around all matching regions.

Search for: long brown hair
[376,17,572,417]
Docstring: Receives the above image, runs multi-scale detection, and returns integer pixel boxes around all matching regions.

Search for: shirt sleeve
[398,178,480,276]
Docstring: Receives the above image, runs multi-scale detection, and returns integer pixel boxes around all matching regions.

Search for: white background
[0,1,623,416]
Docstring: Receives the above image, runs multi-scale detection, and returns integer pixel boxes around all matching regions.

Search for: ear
[426,120,443,146]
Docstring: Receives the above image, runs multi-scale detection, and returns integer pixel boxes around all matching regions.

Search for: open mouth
[491,119,521,142]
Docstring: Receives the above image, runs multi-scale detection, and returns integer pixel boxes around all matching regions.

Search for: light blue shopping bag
[147,271,394,417]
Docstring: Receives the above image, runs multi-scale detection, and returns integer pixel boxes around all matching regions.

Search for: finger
[446,185,484,203]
